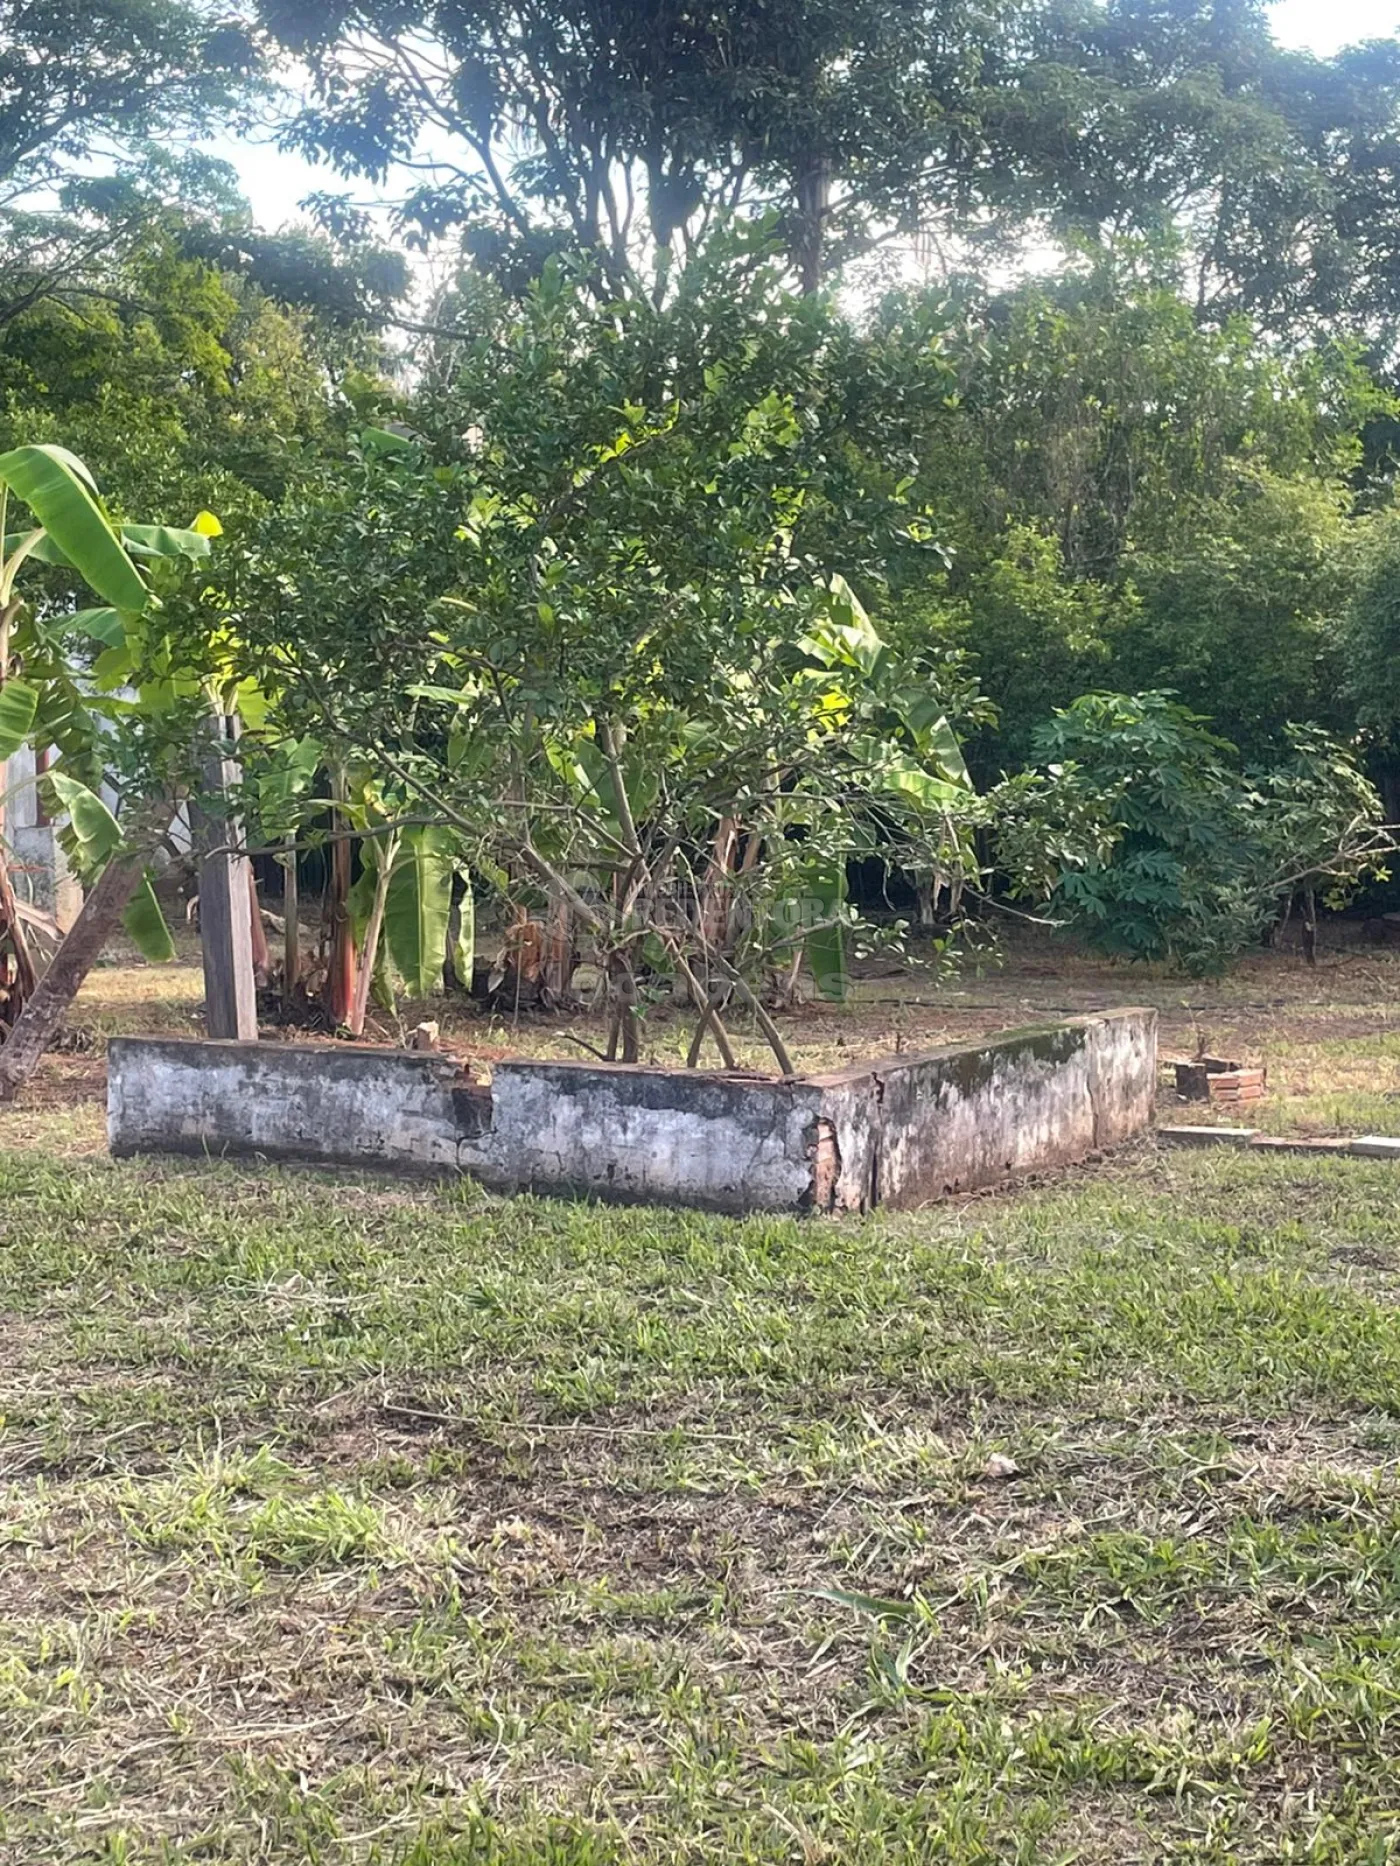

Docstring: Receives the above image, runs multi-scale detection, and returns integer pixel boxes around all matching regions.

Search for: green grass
[4,1143,1400,1860]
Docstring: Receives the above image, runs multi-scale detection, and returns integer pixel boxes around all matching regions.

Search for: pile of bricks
[1205,1065,1267,1108]
[1172,1056,1267,1108]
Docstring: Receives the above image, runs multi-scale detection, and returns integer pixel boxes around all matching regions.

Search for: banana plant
[0,445,214,953]
[0,443,212,1096]
[345,808,472,1033]
[256,745,474,1033]
[766,578,978,1003]
[45,772,175,962]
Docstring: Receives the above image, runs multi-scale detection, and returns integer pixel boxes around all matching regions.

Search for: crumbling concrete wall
[108,1007,1156,1212]
[107,1039,489,1173]
[479,1060,827,1209]
[809,1010,1158,1210]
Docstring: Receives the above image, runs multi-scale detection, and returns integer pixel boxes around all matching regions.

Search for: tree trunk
[281,835,300,1010]
[0,594,36,1035]
[347,832,398,1038]
[607,952,641,1061]
[0,853,37,1039]
[0,831,153,1102]
[247,867,270,984]
[542,889,575,1000]
[323,772,358,1028]
[698,816,739,951]
[794,152,829,295]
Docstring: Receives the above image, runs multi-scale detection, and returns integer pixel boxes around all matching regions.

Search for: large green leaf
[894,692,971,784]
[360,425,418,455]
[802,576,886,676]
[385,826,455,996]
[0,678,38,761]
[3,523,209,570]
[119,522,213,562]
[574,732,660,827]
[122,877,177,963]
[257,736,322,842]
[45,769,122,869]
[31,670,103,788]
[451,869,475,988]
[854,738,970,810]
[64,607,127,647]
[802,856,849,1003]
[0,445,147,612]
[44,769,173,961]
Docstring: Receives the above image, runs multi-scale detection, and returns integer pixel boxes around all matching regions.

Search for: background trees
[255,0,1400,339]
[877,257,1385,772]
[5,0,1400,1025]
[256,0,1023,291]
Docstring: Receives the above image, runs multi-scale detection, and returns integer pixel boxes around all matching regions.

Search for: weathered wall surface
[5,745,83,930]
[471,1061,826,1211]
[107,1038,486,1172]
[809,1008,1157,1211]
[108,1007,1156,1212]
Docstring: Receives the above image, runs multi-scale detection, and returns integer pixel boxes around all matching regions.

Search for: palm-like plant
[0,443,210,1094]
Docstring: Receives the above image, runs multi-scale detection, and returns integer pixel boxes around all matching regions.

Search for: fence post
[194,712,258,1040]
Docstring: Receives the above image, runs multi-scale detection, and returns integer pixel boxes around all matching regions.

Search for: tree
[194,256,985,1066]
[1338,515,1400,819]
[999,691,1388,972]
[0,0,406,418]
[0,215,385,539]
[172,220,409,330]
[0,2,259,197]
[0,2,263,344]
[259,0,1022,293]
[872,258,1386,771]
[972,1,1400,347]
[0,443,218,1087]
[259,0,1400,336]
[1111,466,1356,758]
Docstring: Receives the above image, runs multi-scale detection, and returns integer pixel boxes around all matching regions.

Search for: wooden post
[193,713,258,1040]
[281,832,300,1011]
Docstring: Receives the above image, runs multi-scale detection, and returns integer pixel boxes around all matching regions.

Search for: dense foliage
[1000,694,1387,972]
[187,259,996,1058]
[3,0,1400,1079]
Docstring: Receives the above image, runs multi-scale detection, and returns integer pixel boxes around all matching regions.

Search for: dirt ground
[10,920,1400,1152]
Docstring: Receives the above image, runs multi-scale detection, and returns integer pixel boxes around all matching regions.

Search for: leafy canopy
[1004,692,1386,972]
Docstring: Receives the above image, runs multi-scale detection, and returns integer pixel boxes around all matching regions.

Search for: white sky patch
[1271,0,1398,52]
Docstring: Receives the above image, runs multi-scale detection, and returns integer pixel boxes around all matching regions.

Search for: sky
[1271,0,1397,47]
[215,0,1400,234]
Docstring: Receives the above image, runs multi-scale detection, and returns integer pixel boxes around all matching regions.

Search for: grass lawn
[5,931,1400,1861]
[4,1138,1400,1862]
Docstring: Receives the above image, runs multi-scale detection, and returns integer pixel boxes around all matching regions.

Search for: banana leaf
[0,678,37,761]
[117,523,213,561]
[451,868,475,989]
[384,826,455,996]
[802,855,849,1003]
[44,769,174,962]
[0,445,147,612]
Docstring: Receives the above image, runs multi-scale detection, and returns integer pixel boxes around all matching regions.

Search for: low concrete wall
[809,1010,1158,1209]
[108,1007,1156,1213]
[481,1059,826,1209]
[107,1040,489,1174]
